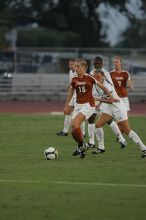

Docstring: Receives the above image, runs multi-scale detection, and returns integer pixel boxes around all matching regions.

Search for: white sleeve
[102,68,113,85]
[90,70,95,75]
[127,71,131,80]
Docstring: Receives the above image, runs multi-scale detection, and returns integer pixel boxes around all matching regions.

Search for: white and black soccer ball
[44,147,58,160]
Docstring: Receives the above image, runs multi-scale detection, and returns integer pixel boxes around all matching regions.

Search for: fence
[1,47,146,74]
[0,73,146,102]
[0,47,146,102]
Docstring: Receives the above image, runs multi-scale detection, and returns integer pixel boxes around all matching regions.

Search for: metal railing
[1,47,146,75]
[0,73,146,102]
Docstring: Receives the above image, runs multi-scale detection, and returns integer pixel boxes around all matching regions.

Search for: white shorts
[100,100,128,122]
[69,96,76,107]
[121,97,130,111]
[72,103,95,120]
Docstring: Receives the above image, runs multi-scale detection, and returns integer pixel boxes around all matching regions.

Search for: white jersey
[97,80,128,121]
[69,70,77,106]
[69,70,77,83]
[90,68,114,99]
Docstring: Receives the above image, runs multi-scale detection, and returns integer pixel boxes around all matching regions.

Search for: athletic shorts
[121,97,130,111]
[72,103,95,120]
[100,101,128,122]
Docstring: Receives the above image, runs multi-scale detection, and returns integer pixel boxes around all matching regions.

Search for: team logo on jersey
[116,77,123,80]
[76,82,86,85]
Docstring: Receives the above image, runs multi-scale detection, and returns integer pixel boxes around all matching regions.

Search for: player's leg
[107,119,127,148]
[80,121,86,137]
[71,104,96,158]
[93,112,112,154]
[57,105,74,136]
[92,127,105,154]
[119,120,146,158]
[71,112,87,158]
[87,113,97,148]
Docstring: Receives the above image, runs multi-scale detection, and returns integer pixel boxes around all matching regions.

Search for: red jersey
[71,74,96,107]
[110,70,130,98]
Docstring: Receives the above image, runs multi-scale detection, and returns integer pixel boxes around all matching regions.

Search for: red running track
[0,101,145,115]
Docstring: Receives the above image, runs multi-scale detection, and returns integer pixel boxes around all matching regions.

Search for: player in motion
[57,59,85,137]
[93,69,146,158]
[110,56,133,112]
[88,56,127,149]
[64,58,119,159]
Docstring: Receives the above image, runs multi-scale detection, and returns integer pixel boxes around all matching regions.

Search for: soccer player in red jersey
[64,58,119,159]
[57,59,85,137]
[110,56,134,112]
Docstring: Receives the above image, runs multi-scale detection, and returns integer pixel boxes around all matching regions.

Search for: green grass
[0,114,146,220]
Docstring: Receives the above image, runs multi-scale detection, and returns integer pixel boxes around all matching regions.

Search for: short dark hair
[94,56,103,61]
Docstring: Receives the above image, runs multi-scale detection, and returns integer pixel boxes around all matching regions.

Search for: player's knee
[122,127,131,135]
[72,121,79,130]
[107,118,113,125]
[95,122,101,128]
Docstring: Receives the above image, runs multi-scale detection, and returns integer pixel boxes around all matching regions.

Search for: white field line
[0,179,146,188]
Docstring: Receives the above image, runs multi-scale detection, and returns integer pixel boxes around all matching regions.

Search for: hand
[111,98,120,103]
[64,106,68,114]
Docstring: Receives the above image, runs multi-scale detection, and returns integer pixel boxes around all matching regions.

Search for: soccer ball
[44,147,58,160]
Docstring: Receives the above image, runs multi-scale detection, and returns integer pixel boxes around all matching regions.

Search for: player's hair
[113,56,122,64]
[94,69,104,75]
[93,56,103,67]
[94,56,103,62]
[75,58,88,71]
[69,58,75,62]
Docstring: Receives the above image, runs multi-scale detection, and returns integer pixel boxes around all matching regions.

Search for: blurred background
[0,0,146,103]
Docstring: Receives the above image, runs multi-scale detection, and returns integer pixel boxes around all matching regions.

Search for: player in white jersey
[57,59,85,137]
[93,69,146,158]
[88,56,127,149]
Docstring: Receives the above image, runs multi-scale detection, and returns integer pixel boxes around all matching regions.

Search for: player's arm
[126,72,134,91]
[64,86,74,114]
[94,97,114,104]
[127,78,134,91]
[96,81,119,102]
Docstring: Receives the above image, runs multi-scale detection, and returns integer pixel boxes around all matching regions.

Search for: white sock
[80,121,86,137]
[128,130,146,151]
[95,127,105,150]
[109,121,126,144]
[63,115,71,133]
[88,123,95,145]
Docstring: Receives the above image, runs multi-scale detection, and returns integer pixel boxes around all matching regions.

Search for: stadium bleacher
[0,73,145,102]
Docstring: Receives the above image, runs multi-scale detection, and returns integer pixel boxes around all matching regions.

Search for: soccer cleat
[79,143,88,159]
[86,143,95,149]
[56,131,68,136]
[92,148,105,154]
[72,143,87,158]
[80,149,86,159]
[120,141,127,149]
[141,150,146,158]
[72,147,82,156]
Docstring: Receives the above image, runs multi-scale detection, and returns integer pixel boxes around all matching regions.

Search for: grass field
[0,114,146,220]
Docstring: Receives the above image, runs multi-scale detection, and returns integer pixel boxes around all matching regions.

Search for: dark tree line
[0,0,146,48]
